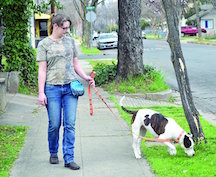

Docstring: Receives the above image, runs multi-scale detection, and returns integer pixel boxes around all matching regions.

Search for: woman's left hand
[86,76,95,88]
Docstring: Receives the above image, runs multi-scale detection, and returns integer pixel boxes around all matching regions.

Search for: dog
[120,96,195,158]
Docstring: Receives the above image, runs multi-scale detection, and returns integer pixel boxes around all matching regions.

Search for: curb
[116,89,173,102]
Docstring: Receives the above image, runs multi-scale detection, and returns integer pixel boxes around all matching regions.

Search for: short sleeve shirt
[36,36,78,85]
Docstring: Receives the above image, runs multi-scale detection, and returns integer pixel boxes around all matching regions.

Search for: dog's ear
[144,117,150,126]
[145,114,149,119]
[184,135,192,148]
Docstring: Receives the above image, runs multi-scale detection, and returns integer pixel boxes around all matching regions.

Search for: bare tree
[162,0,206,143]
[193,0,202,39]
[95,1,118,33]
[73,0,104,47]
[141,0,165,38]
[117,0,144,79]
[57,0,80,35]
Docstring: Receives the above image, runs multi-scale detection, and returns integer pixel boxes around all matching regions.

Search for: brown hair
[48,13,72,35]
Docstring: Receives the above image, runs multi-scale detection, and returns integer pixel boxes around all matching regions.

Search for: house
[188,4,216,36]
[34,13,50,47]
[28,12,50,48]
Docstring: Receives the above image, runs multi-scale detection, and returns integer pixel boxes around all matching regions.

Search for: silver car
[97,33,118,50]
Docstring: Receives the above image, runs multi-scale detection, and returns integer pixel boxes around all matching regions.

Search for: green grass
[81,44,102,54]
[181,35,216,45]
[105,73,169,94]
[146,33,164,40]
[194,38,216,45]
[205,35,216,40]
[18,85,38,96]
[0,125,28,177]
[111,98,216,177]
[89,59,117,68]
[105,69,169,94]
[180,35,197,40]
[1,57,7,70]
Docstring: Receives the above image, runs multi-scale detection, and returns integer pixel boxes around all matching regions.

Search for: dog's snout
[188,152,195,157]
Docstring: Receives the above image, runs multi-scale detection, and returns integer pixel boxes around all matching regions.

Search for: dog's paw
[137,149,142,156]
[168,149,177,156]
[135,154,142,159]
[133,150,142,159]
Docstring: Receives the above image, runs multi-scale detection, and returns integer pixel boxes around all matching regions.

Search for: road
[79,39,216,116]
[143,39,216,115]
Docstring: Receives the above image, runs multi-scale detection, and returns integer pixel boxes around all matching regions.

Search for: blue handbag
[70,80,85,96]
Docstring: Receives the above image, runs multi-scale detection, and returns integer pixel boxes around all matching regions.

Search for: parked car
[97,33,118,50]
[142,31,146,39]
[181,25,207,36]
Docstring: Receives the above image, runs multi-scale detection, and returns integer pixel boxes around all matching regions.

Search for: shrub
[1,0,38,91]
[93,62,117,85]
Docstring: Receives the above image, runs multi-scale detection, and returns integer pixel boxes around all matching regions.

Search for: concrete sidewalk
[0,60,155,177]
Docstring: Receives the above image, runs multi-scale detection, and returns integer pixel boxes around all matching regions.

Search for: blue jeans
[45,83,78,164]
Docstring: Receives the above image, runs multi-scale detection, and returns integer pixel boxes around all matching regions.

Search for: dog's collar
[175,130,185,143]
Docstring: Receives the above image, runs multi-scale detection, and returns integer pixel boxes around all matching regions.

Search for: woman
[37,14,95,170]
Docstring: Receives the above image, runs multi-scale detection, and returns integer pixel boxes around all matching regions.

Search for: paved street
[142,39,216,115]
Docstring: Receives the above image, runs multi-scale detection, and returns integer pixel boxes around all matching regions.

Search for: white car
[97,33,118,50]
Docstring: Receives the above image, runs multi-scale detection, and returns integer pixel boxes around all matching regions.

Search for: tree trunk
[117,0,144,79]
[0,19,3,70]
[84,21,91,48]
[51,3,55,14]
[194,0,202,39]
[162,0,206,143]
[74,0,101,48]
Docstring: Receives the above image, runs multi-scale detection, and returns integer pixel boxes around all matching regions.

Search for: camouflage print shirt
[36,36,78,85]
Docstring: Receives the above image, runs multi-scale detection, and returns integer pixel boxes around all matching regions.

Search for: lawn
[0,125,28,177]
[112,98,216,177]
[81,44,102,54]
[89,59,117,68]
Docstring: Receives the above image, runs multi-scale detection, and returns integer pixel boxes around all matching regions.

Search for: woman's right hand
[38,92,47,106]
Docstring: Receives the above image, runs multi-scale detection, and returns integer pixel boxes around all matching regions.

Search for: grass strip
[81,44,102,54]
[0,125,28,177]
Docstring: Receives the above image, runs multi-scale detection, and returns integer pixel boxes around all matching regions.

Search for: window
[39,21,48,37]
[201,19,213,29]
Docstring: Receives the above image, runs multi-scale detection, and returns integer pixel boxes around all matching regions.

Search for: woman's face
[54,21,70,38]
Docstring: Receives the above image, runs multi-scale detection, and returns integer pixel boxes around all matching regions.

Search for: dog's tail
[119,96,137,114]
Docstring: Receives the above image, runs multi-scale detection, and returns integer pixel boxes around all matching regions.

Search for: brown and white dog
[120,96,195,158]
